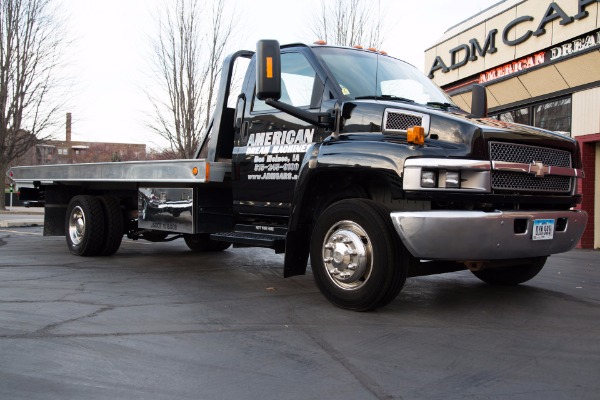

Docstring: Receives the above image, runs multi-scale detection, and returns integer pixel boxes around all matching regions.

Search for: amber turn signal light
[265,57,273,78]
[407,126,425,146]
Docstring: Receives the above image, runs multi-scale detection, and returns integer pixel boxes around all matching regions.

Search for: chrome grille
[490,142,573,193]
[492,171,572,193]
[385,113,422,131]
[490,142,571,167]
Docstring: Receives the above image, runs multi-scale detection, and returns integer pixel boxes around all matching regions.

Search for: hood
[339,99,578,161]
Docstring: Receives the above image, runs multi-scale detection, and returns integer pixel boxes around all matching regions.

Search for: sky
[60,0,501,149]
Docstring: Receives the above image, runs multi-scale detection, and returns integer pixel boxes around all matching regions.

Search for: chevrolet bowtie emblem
[529,161,550,177]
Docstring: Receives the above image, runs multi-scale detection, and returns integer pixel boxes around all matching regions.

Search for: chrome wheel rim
[68,205,86,246]
[321,220,372,291]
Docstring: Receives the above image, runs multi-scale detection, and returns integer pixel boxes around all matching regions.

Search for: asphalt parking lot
[0,225,599,400]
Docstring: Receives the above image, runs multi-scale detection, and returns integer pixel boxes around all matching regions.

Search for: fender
[283,134,420,277]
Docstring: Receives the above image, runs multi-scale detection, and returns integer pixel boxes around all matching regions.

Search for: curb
[0,220,44,228]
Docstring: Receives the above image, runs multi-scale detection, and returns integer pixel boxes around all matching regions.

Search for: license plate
[532,219,555,241]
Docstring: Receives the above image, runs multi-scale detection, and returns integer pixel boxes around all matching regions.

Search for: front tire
[310,199,407,311]
[471,257,547,285]
[65,195,105,256]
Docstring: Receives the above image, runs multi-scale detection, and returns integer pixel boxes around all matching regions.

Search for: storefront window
[497,107,529,125]
[492,96,571,135]
[533,98,571,134]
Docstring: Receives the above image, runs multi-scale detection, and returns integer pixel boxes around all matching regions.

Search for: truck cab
[225,41,586,309]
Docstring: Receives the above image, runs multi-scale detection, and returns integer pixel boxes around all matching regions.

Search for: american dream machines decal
[245,128,314,181]
[233,125,315,217]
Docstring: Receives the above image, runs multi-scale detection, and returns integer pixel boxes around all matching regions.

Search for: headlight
[421,170,437,188]
[403,158,492,193]
[445,171,461,188]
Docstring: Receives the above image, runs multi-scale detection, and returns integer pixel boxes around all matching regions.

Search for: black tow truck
[9,40,588,311]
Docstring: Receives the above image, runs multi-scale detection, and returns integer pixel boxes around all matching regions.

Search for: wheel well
[298,169,401,227]
[283,168,402,278]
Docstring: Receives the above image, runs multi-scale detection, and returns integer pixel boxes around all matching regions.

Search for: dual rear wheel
[65,195,123,256]
[65,195,230,256]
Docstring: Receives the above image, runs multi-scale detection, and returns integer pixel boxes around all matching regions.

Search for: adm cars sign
[428,0,599,78]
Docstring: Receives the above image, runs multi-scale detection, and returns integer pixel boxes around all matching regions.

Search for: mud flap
[283,227,311,277]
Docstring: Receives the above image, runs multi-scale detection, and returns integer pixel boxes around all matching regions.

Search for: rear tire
[98,196,124,256]
[184,233,231,252]
[310,199,407,311]
[65,195,105,256]
[471,257,547,285]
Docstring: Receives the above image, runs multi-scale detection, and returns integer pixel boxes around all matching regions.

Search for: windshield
[313,47,455,106]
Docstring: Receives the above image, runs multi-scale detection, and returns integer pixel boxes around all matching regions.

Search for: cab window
[252,52,318,112]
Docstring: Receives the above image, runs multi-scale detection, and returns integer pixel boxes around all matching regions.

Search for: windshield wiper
[354,95,415,103]
[426,101,456,109]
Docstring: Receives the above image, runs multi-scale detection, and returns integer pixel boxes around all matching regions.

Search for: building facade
[15,139,147,166]
[426,0,600,248]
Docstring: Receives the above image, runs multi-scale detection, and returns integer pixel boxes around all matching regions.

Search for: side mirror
[471,84,488,118]
[256,40,281,100]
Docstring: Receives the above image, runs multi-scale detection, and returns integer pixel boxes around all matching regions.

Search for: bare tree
[147,147,179,161]
[146,0,235,159]
[312,0,386,48]
[0,0,67,210]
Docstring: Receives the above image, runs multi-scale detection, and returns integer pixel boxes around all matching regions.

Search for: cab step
[210,231,286,253]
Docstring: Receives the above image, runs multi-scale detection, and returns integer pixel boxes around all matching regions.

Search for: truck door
[233,51,324,221]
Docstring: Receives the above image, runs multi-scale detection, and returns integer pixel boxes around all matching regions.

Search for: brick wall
[576,133,600,249]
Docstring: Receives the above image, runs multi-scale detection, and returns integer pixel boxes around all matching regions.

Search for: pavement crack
[33,305,115,336]
[288,306,399,400]
[1,324,285,339]
[302,326,399,399]
[58,283,87,301]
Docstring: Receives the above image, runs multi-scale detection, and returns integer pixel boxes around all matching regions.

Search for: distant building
[12,113,146,166]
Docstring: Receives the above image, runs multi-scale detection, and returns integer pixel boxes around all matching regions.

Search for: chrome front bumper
[391,210,588,260]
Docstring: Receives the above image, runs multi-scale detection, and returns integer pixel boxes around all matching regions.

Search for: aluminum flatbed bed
[9,159,230,185]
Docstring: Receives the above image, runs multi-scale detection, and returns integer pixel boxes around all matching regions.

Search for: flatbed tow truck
[8,40,588,311]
